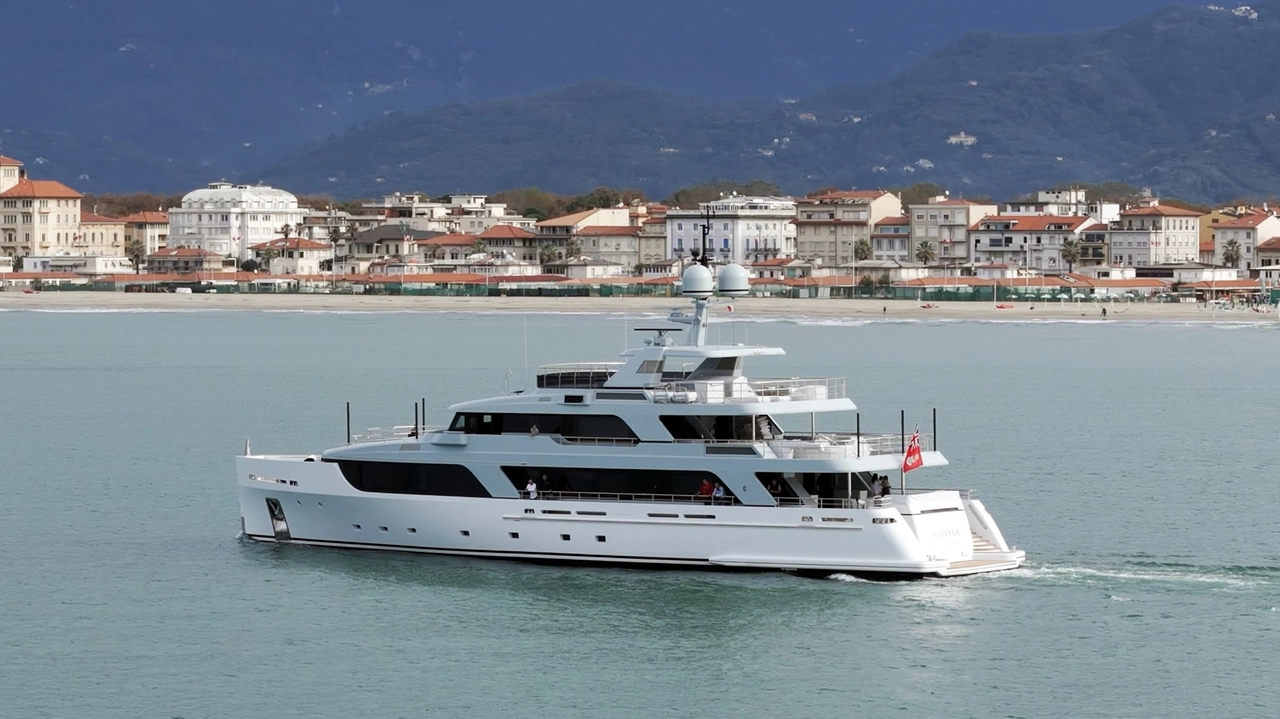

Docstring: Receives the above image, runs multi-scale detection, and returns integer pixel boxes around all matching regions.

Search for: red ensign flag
[902,428,923,474]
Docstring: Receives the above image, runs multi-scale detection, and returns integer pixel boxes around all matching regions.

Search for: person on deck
[525,477,539,500]
[767,477,784,496]
[870,475,885,498]
[696,479,715,502]
[712,482,726,504]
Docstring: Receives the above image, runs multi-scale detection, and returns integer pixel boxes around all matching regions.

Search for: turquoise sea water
[0,309,1277,718]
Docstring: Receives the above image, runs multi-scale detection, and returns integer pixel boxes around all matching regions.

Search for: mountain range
[11,1,1280,202]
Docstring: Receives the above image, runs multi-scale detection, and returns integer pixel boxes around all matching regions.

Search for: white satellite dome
[717,263,750,297]
[681,264,714,298]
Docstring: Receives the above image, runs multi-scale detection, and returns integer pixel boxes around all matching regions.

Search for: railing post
[346,401,351,444]
[900,409,905,453]
[855,412,861,457]
[932,407,937,451]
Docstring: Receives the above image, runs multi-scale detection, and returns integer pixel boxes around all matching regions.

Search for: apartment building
[970,215,1101,270]
[168,182,308,261]
[794,190,902,265]
[1108,203,1201,266]
[0,166,83,259]
[908,196,997,263]
[574,225,641,270]
[120,211,170,255]
[362,193,535,234]
[870,217,911,261]
[665,196,796,264]
[1211,211,1280,270]
[1002,188,1120,224]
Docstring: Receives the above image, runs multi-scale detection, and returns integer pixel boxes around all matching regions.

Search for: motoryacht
[236,262,1025,578]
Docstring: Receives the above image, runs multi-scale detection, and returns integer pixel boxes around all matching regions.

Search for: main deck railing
[345,429,934,457]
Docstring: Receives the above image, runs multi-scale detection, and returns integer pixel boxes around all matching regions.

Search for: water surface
[1,310,1276,718]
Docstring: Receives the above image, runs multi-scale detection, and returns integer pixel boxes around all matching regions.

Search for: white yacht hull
[237,456,1025,578]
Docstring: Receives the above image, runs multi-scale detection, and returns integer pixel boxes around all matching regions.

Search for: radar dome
[681,264,714,298]
[717,263,750,296]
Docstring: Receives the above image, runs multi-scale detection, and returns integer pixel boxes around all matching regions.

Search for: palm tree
[1223,238,1242,267]
[854,237,873,262]
[124,237,147,274]
[469,238,488,256]
[279,223,293,239]
[1061,238,1081,272]
[294,222,306,238]
[537,241,558,265]
[565,238,583,259]
[914,241,936,265]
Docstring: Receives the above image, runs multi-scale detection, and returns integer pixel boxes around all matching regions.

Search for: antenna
[697,204,716,268]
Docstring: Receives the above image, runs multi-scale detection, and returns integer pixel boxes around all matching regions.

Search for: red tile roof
[475,224,536,239]
[876,217,910,226]
[1179,279,1260,290]
[0,155,23,165]
[80,211,120,223]
[575,225,640,236]
[249,237,331,251]
[1199,240,1216,253]
[1257,238,1280,251]
[0,178,82,199]
[971,215,1096,232]
[118,211,169,223]
[488,273,571,283]
[148,247,221,258]
[1120,205,1201,217]
[1213,214,1275,228]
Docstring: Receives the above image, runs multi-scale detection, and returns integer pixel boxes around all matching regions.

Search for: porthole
[509,532,519,539]
[561,534,570,541]
[596,535,606,543]
[461,530,471,537]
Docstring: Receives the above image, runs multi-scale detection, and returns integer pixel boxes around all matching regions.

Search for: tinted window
[450,413,636,440]
[503,466,730,499]
[331,461,491,497]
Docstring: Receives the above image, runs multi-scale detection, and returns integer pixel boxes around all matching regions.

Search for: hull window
[330,461,492,497]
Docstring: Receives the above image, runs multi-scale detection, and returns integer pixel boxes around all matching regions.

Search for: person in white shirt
[526,478,538,500]
[712,482,725,503]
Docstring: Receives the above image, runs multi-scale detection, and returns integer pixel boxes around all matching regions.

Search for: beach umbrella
[1054,292,1069,299]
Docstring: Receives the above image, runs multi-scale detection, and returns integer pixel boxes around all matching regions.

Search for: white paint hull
[238,456,1025,577]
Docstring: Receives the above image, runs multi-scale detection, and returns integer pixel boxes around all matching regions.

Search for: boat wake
[1003,560,1279,590]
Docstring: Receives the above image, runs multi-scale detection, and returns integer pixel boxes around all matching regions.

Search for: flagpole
[900,410,906,494]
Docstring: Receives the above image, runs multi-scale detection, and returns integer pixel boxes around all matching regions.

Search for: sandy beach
[2,290,1277,322]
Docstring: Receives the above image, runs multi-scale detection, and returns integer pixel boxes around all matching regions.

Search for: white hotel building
[167,182,309,261]
[665,196,796,264]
